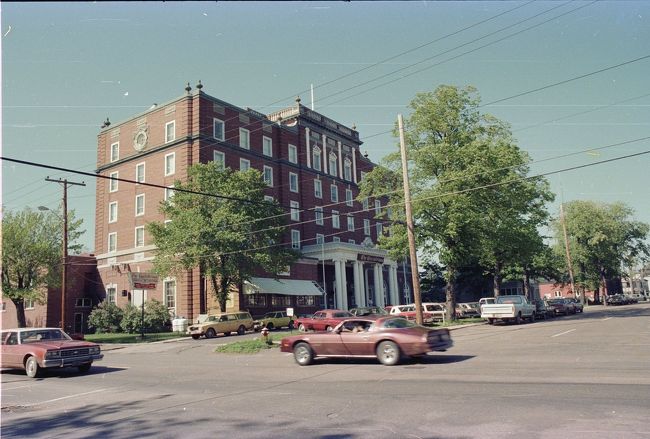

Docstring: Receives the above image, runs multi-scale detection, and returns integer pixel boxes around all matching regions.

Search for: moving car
[188,311,254,339]
[1,328,103,378]
[254,311,294,331]
[293,309,353,332]
[280,316,453,366]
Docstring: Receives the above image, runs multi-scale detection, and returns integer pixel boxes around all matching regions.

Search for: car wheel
[266,322,274,330]
[377,341,401,366]
[514,313,522,325]
[288,321,294,330]
[564,309,569,316]
[487,318,494,325]
[529,313,536,323]
[78,363,92,374]
[237,325,246,335]
[293,342,314,366]
[25,356,41,378]
[298,323,306,332]
[325,325,333,332]
[205,328,217,339]
[191,334,200,340]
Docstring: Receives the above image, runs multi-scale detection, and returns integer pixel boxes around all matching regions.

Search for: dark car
[1,328,103,378]
[534,300,554,320]
[280,316,453,366]
[546,298,572,316]
[565,298,584,313]
[349,306,389,317]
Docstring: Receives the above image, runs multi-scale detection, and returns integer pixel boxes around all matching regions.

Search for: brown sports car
[280,316,453,366]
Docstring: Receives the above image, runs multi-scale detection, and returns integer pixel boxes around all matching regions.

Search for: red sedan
[1,328,103,378]
[280,316,453,366]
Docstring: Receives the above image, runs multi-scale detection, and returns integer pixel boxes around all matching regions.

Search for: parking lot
[2,303,650,439]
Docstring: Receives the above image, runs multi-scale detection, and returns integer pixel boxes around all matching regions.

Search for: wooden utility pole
[398,114,423,325]
[560,203,577,303]
[45,177,86,332]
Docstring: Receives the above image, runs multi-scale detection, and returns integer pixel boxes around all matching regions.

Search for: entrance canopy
[244,277,324,296]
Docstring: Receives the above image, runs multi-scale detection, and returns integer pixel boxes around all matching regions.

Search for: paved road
[2,303,649,439]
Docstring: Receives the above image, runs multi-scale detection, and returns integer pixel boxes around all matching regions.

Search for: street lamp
[39,205,68,331]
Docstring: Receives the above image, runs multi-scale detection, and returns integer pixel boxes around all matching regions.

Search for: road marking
[603,317,613,321]
[551,329,576,338]
[21,388,107,407]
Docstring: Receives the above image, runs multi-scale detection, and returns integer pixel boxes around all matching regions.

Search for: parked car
[253,311,294,331]
[349,306,389,317]
[293,309,353,332]
[1,328,103,378]
[545,298,572,315]
[533,300,555,320]
[421,303,447,322]
[478,297,495,314]
[188,311,254,339]
[390,304,437,324]
[480,295,536,324]
[455,302,481,319]
[280,316,453,366]
[565,298,584,313]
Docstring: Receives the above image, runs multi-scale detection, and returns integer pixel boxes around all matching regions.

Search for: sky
[2,1,649,252]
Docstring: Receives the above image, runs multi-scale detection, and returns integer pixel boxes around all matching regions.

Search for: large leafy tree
[552,200,649,302]
[361,85,552,319]
[148,162,299,312]
[2,207,84,327]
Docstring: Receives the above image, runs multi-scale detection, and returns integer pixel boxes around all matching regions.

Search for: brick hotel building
[95,82,413,320]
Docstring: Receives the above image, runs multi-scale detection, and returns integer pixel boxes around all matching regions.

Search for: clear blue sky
[2,1,649,252]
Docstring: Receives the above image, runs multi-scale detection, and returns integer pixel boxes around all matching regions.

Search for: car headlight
[45,350,61,359]
[89,346,100,355]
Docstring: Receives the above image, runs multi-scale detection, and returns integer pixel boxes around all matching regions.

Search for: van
[188,311,254,339]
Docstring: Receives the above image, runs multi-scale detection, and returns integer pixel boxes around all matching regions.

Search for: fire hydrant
[261,327,270,345]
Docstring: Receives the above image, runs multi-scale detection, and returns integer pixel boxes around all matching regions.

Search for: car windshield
[380,317,416,329]
[21,329,71,343]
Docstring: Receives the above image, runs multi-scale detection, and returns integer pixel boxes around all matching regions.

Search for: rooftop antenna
[311,84,315,110]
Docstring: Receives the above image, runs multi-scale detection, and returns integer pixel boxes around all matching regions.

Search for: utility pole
[45,177,86,332]
[560,203,578,304]
[398,114,423,325]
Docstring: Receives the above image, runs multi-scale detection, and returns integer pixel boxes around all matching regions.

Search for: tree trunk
[445,268,457,321]
[523,269,532,301]
[12,299,27,328]
[493,261,502,296]
[600,266,608,306]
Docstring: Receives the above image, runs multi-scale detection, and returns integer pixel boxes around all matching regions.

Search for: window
[291,230,301,249]
[364,219,371,236]
[110,142,119,162]
[314,179,322,198]
[106,286,116,304]
[290,201,300,221]
[346,189,353,206]
[25,298,35,309]
[240,158,250,172]
[375,199,382,216]
[312,146,322,171]
[239,128,250,149]
[245,294,267,307]
[108,232,117,253]
[213,118,225,141]
[332,210,340,229]
[330,184,338,202]
[136,163,145,183]
[333,237,341,243]
[165,120,176,143]
[165,153,175,176]
[296,296,316,306]
[289,172,299,193]
[108,202,118,223]
[344,159,352,181]
[165,186,175,202]
[264,195,274,203]
[213,151,225,170]
[135,194,145,216]
[263,136,273,156]
[376,222,383,237]
[316,234,324,245]
[76,298,92,307]
[315,207,324,225]
[363,198,369,211]
[348,239,355,244]
[347,215,355,232]
[135,226,145,248]
[263,165,273,186]
[360,171,367,181]
[271,296,292,307]
[288,144,298,163]
[109,171,118,192]
[329,152,338,177]
[164,279,176,309]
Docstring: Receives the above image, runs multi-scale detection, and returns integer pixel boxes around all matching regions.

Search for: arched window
[343,158,352,181]
[312,146,322,171]
[329,152,338,177]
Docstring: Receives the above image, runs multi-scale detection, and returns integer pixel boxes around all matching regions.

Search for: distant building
[93,83,412,321]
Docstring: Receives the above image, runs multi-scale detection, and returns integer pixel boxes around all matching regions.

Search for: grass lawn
[85,332,189,344]
[215,337,279,354]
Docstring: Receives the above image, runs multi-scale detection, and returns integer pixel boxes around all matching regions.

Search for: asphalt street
[2,303,649,439]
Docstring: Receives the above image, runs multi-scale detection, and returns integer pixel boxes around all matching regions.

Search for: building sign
[357,254,384,264]
[127,272,159,290]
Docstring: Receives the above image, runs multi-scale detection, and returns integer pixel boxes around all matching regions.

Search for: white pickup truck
[480,295,536,325]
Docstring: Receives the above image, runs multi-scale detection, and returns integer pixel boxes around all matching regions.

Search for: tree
[552,201,649,302]
[148,162,299,312]
[88,301,124,333]
[2,207,84,327]
[360,85,553,319]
